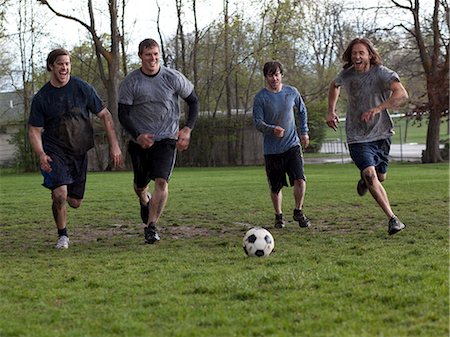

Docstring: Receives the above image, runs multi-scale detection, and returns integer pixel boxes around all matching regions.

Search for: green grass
[0,164,448,337]
[325,117,449,144]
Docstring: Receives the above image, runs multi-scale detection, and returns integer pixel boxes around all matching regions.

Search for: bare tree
[175,0,187,73]
[156,0,168,66]
[191,0,199,88]
[391,0,449,163]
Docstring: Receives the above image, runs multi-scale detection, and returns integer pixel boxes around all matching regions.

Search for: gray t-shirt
[335,65,400,144]
[118,66,194,141]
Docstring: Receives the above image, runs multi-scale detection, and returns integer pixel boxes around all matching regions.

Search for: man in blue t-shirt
[326,37,409,235]
[28,48,123,249]
[118,38,199,244]
[253,61,311,229]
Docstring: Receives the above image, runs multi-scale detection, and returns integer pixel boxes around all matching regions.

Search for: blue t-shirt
[118,66,194,141]
[29,76,104,156]
[335,65,400,144]
[252,85,309,155]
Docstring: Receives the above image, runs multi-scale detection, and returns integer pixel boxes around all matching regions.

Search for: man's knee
[52,188,67,208]
[362,169,378,187]
[377,173,387,182]
[67,197,82,208]
[155,178,168,191]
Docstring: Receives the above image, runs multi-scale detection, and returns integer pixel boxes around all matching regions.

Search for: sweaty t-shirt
[29,76,104,156]
[118,66,194,141]
[335,65,400,144]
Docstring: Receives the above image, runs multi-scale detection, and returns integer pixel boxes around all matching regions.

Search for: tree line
[1,0,448,170]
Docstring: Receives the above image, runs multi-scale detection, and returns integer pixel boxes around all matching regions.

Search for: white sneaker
[55,235,70,249]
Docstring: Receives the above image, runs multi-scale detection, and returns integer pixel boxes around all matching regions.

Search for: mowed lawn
[0,163,448,337]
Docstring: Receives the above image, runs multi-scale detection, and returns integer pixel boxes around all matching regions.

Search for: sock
[58,228,68,237]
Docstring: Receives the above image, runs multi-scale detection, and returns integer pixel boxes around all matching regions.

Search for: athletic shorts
[41,152,88,199]
[348,138,391,174]
[128,139,177,188]
[264,145,305,194]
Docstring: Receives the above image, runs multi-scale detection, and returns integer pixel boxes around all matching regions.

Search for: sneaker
[55,235,69,249]
[140,194,151,224]
[274,214,285,229]
[388,216,405,235]
[357,178,368,196]
[144,223,160,244]
[293,209,311,228]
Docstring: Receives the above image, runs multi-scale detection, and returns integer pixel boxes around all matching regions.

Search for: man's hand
[177,127,192,151]
[300,134,309,149]
[361,106,381,123]
[137,133,155,149]
[274,126,285,138]
[110,145,123,168]
[39,153,53,173]
[326,112,339,131]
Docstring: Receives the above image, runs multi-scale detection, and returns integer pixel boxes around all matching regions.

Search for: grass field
[0,163,448,337]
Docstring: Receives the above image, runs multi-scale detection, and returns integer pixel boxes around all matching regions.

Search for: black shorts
[128,139,177,188]
[41,152,88,199]
[264,145,306,194]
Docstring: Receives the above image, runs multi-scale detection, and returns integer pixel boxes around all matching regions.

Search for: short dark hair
[263,61,284,77]
[46,48,70,71]
[342,37,382,69]
[138,38,160,55]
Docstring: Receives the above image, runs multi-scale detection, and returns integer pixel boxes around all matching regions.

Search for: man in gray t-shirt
[326,37,408,235]
[118,38,199,244]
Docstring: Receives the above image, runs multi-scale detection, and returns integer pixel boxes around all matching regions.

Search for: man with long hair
[326,37,409,235]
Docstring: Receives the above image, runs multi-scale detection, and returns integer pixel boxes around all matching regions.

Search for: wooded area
[1,0,448,170]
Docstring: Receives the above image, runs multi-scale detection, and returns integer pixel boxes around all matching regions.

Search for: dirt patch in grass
[73,223,220,243]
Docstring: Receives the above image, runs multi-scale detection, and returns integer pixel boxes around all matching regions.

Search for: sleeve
[87,84,105,115]
[183,90,199,129]
[381,66,401,90]
[334,69,345,87]
[174,70,194,99]
[118,103,139,139]
[295,92,309,135]
[28,94,45,127]
[252,92,275,135]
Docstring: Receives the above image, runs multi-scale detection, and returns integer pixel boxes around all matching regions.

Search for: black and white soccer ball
[242,227,274,257]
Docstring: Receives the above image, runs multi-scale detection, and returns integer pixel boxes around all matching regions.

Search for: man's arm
[28,125,52,172]
[97,107,123,167]
[118,103,139,139]
[177,90,199,151]
[361,81,409,122]
[296,93,309,148]
[326,80,341,131]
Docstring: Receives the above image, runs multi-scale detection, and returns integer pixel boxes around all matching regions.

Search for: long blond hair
[342,38,382,69]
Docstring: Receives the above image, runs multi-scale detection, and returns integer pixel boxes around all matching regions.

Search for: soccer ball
[242,227,274,257]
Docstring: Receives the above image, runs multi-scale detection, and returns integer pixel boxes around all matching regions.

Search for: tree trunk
[422,75,445,163]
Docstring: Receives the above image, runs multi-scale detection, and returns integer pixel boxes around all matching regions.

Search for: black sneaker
[388,216,405,235]
[293,209,311,228]
[357,178,368,196]
[274,214,285,229]
[140,194,151,224]
[144,223,160,244]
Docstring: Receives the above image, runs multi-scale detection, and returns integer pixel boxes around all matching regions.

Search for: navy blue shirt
[29,76,104,156]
